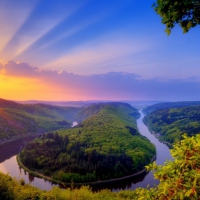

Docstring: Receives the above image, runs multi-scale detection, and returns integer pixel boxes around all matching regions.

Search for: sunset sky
[0,0,200,101]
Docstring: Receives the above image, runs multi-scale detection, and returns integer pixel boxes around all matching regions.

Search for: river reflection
[0,155,56,190]
[0,110,172,191]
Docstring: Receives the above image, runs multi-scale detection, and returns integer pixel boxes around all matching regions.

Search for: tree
[145,134,200,199]
[152,1,200,35]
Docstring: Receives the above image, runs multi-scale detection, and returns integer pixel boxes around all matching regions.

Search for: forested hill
[143,101,200,115]
[0,98,81,141]
[143,106,200,144]
[75,102,140,122]
[20,102,156,183]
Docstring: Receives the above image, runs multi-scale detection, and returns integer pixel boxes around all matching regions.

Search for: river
[0,110,172,191]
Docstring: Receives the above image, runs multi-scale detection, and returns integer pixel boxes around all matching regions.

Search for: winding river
[0,110,172,191]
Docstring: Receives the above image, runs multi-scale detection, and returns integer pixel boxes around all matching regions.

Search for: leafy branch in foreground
[146,134,200,199]
[153,1,200,35]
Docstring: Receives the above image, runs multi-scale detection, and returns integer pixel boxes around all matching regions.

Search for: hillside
[143,106,200,144]
[143,101,200,114]
[19,102,156,183]
[75,102,140,122]
[0,98,82,141]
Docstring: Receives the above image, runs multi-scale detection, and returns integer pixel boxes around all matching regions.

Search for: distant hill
[143,101,200,114]
[143,105,200,144]
[18,100,103,107]
[19,100,162,110]
[0,98,82,141]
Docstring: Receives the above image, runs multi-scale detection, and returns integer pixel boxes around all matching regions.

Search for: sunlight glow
[0,74,90,101]
[0,75,56,101]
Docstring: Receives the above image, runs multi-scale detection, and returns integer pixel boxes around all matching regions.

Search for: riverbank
[17,153,156,186]
[142,120,173,148]
[16,155,66,186]
[149,130,173,148]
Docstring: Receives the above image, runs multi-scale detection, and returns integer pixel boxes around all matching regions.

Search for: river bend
[0,110,172,191]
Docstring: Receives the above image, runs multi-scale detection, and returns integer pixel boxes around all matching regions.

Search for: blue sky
[0,0,200,101]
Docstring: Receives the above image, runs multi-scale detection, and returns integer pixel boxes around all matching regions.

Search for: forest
[1,134,199,199]
[143,105,200,144]
[19,103,156,183]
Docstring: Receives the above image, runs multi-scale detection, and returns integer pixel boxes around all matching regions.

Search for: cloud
[1,60,37,77]
[0,0,200,84]
[1,60,200,101]
[46,34,153,74]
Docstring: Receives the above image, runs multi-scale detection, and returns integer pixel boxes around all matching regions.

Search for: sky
[0,0,200,101]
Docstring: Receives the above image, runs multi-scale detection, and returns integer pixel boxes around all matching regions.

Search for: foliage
[144,106,200,144]
[145,134,200,199]
[20,103,155,183]
[152,0,200,34]
[1,134,200,199]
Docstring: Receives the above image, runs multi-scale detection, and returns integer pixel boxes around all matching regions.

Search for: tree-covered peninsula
[143,105,200,144]
[19,102,156,183]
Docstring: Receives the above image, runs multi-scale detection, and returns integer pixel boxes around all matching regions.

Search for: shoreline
[142,120,173,148]
[149,130,173,148]
[17,153,156,186]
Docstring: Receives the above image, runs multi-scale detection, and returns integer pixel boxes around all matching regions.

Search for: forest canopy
[143,105,200,144]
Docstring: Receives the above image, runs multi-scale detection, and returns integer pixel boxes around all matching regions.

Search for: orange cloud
[0,61,95,101]
[0,60,138,101]
[1,60,199,102]
[0,74,86,101]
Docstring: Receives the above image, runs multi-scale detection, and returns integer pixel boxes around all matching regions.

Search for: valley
[0,109,170,191]
[0,99,199,199]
